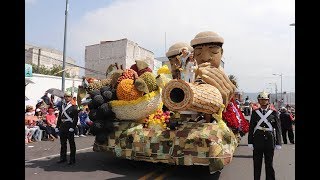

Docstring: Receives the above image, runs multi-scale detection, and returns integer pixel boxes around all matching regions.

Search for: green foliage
[228,74,238,88]
[31,63,71,78]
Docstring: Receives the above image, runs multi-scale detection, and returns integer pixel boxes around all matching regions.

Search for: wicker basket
[162,79,223,114]
[109,89,162,120]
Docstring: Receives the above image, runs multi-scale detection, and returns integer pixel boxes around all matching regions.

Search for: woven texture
[110,89,162,120]
[162,79,223,114]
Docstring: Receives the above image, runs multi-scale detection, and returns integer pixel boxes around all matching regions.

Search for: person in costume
[248,91,282,180]
[184,52,198,83]
[166,42,193,79]
[190,31,248,134]
[56,91,79,165]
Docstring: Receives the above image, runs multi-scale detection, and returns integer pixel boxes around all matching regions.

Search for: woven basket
[109,89,162,120]
[162,79,223,114]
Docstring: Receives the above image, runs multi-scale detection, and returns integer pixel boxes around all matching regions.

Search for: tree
[31,63,71,78]
[228,74,238,88]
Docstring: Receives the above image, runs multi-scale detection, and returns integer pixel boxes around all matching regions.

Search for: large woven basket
[162,79,223,114]
[109,89,162,120]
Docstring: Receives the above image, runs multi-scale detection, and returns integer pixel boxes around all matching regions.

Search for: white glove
[248,144,254,150]
[275,145,281,150]
[69,128,74,132]
[55,128,59,132]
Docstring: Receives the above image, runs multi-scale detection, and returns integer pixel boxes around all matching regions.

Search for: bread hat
[166,42,193,57]
[190,31,224,47]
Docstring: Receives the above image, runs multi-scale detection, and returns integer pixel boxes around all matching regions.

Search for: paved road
[26,120,295,179]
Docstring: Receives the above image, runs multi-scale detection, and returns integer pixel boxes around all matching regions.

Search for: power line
[25,49,106,76]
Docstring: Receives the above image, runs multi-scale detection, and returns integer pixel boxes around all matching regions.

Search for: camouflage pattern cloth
[93,121,238,173]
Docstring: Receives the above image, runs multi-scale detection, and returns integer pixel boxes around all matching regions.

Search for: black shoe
[68,161,75,165]
[290,141,295,144]
[57,159,67,164]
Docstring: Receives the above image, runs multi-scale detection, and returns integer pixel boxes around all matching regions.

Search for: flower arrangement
[222,100,240,131]
[222,98,249,135]
[157,65,171,75]
[144,108,170,130]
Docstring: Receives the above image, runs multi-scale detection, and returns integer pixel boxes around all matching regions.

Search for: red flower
[222,102,240,130]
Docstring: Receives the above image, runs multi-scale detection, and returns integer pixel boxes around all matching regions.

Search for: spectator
[36,99,48,116]
[77,107,89,137]
[49,95,55,108]
[41,92,51,105]
[35,109,50,140]
[25,106,41,143]
[46,107,59,140]
[72,97,77,106]
[279,107,294,144]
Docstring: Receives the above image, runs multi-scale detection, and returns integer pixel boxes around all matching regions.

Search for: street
[25,118,295,180]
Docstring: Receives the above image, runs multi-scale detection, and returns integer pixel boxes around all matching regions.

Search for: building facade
[25,44,80,77]
[85,38,155,79]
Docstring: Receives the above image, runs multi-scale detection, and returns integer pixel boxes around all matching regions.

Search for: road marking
[138,166,168,180]
[25,147,92,163]
[154,166,176,180]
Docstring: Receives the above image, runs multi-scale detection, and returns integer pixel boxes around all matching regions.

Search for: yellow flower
[157,65,171,75]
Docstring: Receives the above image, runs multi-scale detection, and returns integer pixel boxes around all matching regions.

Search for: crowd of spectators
[25,92,93,144]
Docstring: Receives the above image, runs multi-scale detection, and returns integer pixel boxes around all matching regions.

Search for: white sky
[27,0,295,93]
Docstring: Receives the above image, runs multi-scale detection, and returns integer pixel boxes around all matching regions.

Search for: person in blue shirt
[77,107,89,137]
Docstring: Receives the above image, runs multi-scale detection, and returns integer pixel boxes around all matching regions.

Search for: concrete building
[25,44,80,77]
[85,38,155,79]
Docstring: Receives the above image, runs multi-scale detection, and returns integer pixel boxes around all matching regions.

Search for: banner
[25,64,32,77]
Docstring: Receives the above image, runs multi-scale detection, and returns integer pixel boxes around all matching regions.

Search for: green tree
[31,63,71,78]
[228,74,238,88]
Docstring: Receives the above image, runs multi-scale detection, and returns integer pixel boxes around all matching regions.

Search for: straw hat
[166,42,193,57]
[190,31,224,47]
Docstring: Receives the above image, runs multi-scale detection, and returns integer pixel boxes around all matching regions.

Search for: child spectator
[45,107,59,140]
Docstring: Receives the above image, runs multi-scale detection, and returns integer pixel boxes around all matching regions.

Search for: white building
[85,38,155,79]
[25,73,82,106]
[25,43,80,77]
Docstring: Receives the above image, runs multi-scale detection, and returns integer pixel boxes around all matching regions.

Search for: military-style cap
[190,31,224,47]
[64,91,72,97]
[257,91,270,100]
[166,42,193,57]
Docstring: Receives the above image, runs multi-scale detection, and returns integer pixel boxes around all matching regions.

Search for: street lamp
[62,0,69,91]
[269,82,278,103]
[272,73,283,101]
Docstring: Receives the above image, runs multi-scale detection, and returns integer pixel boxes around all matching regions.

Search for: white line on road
[25,147,93,163]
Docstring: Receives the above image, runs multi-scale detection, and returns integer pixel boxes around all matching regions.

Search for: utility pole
[37,48,41,72]
[62,0,69,91]
[165,32,167,55]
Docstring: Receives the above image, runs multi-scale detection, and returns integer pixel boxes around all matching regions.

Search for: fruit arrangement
[116,79,144,101]
[85,61,165,143]
[130,60,153,76]
[144,109,171,130]
[139,72,158,92]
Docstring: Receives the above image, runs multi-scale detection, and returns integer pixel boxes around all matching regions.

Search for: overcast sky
[26,0,295,93]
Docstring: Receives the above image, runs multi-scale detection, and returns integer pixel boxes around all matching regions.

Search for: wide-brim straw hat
[190,31,224,47]
[166,42,193,57]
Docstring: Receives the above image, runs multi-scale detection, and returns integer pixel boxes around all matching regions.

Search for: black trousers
[281,127,294,144]
[253,147,275,180]
[59,122,76,162]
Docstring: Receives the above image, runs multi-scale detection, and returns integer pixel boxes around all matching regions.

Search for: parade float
[81,31,250,174]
